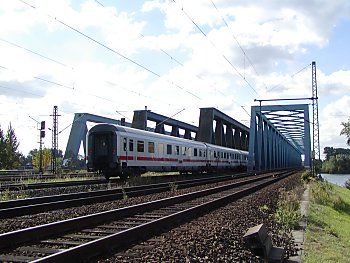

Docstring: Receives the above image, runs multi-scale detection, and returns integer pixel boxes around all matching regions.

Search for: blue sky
[0,0,349,158]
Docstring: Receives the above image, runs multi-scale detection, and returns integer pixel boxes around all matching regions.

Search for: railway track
[0,172,264,218]
[0,170,295,262]
[0,172,99,184]
[0,178,117,191]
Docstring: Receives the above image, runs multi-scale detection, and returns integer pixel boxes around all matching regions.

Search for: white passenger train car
[86,124,248,179]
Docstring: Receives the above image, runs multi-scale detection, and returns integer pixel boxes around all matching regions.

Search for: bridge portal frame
[196,107,250,151]
[63,113,123,161]
[248,104,311,171]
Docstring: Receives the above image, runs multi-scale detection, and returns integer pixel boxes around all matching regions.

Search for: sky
[0,0,350,159]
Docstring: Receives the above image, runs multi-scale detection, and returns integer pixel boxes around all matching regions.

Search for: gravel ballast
[0,172,303,262]
[97,172,303,262]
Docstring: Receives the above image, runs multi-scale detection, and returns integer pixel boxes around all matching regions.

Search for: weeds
[311,181,334,205]
[311,180,350,214]
[274,188,301,230]
[259,204,269,214]
[122,188,128,200]
[0,189,27,201]
[345,178,350,190]
[169,182,178,192]
[301,170,313,183]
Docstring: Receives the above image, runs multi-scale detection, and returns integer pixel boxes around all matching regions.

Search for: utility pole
[29,116,45,174]
[39,121,45,174]
[51,106,60,175]
[311,61,320,176]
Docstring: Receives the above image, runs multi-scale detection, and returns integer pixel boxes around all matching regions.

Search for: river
[320,173,350,187]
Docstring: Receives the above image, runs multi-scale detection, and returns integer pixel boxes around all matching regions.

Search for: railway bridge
[64,105,310,171]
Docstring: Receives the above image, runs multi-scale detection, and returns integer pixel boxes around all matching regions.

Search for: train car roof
[204,143,248,154]
[88,123,206,146]
[89,123,249,154]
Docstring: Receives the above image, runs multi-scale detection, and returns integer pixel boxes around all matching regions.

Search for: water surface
[320,173,350,187]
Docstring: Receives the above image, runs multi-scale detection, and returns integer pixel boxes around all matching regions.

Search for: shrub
[301,170,313,183]
[274,188,301,230]
[345,179,350,190]
[311,181,334,205]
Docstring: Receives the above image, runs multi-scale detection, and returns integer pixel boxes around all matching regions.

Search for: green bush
[274,188,301,230]
[345,179,350,190]
[311,181,334,205]
[301,170,313,183]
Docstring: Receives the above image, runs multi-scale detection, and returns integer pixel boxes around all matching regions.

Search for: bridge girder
[248,104,311,171]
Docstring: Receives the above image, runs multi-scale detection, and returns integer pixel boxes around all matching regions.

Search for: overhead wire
[18,0,201,100]
[265,63,312,92]
[209,1,313,126]
[94,0,203,107]
[0,65,74,90]
[171,0,260,98]
[0,38,70,68]
[0,83,43,98]
[209,0,269,91]
[0,37,179,109]
[164,0,253,117]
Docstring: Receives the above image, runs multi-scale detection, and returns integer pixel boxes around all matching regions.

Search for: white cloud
[321,95,350,149]
[1,0,350,156]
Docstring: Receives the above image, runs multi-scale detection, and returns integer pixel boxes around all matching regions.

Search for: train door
[91,132,113,169]
[122,137,128,168]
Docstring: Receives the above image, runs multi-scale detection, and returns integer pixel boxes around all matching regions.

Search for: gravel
[96,172,303,262]
[0,172,303,262]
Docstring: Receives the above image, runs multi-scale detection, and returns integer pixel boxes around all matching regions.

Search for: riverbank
[303,181,350,262]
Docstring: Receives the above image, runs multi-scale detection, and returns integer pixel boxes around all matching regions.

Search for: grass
[304,181,350,263]
[0,189,27,201]
[274,187,302,230]
[20,176,91,185]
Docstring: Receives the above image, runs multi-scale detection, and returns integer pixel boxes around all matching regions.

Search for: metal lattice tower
[311,61,320,175]
[51,106,59,174]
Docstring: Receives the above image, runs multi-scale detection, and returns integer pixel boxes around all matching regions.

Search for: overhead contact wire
[172,0,260,98]
[18,0,201,100]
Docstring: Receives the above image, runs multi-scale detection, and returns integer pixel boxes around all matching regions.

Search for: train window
[129,139,134,152]
[194,148,198,157]
[181,146,186,155]
[167,144,172,155]
[187,147,192,156]
[137,140,144,152]
[123,138,127,151]
[199,150,202,157]
[176,146,180,155]
[148,142,155,153]
[158,143,164,156]
[214,151,216,158]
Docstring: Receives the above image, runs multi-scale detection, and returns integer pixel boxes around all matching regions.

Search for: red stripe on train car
[119,156,134,161]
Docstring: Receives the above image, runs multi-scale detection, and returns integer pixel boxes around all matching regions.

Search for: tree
[323,147,350,160]
[322,154,350,174]
[0,125,5,169]
[3,123,22,169]
[323,147,335,161]
[340,117,350,146]
[32,148,52,172]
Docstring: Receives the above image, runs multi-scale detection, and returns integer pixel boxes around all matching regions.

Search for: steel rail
[0,178,119,191]
[0,170,296,262]
[0,171,261,218]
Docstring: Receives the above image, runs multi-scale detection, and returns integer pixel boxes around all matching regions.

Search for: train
[86,123,249,179]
